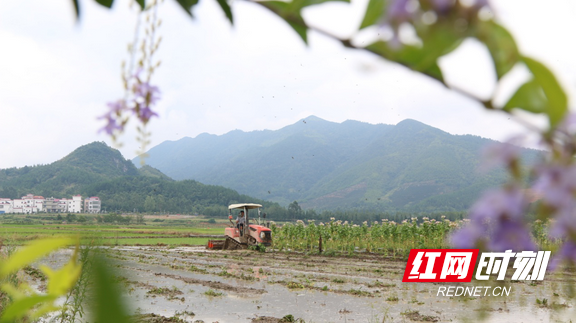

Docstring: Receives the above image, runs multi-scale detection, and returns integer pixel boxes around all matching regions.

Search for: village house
[0,194,101,214]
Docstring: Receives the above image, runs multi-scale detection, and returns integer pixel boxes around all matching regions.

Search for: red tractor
[207,203,272,250]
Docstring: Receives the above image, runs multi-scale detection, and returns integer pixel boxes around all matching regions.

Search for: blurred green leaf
[359,0,386,29]
[91,255,131,323]
[258,1,308,43]
[0,237,76,279]
[29,302,60,321]
[424,64,444,82]
[503,79,547,114]
[0,283,24,300]
[365,21,467,83]
[0,238,81,322]
[0,294,57,322]
[216,0,234,24]
[72,0,80,19]
[365,41,444,81]
[175,0,200,17]
[477,21,519,79]
[95,0,114,8]
[257,0,349,43]
[523,56,568,127]
[41,248,82,296]
[416,22,463,68]
[287,20,308,43]
[504,58,568,128]
[303,0,350,6]
[135,0,146,10]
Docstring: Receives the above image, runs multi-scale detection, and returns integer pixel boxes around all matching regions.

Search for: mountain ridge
[0,142,278,215]
[133,116,538,211]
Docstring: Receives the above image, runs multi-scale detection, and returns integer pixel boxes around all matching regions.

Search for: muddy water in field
[34,246,576,322]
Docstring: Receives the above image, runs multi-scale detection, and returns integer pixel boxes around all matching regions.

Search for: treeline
[81,174,470,222]
[82,176,278,215]
[207,201,467,223]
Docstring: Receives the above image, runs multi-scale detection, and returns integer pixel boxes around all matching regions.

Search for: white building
[33,196,45,212]
[18,194,45,212]
[0,194,99,214]
[45,198,59,213]
[58,199,68,212]
[84,196,101,213]
[0,199,13,214]
[13,199,24,209]
[68,195,82,213]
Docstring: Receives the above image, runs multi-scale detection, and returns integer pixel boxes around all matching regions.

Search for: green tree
[144,195,156,213]
[288,201,302,220]
[66,213,77,223]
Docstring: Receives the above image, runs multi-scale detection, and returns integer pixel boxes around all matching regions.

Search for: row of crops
[270,218,555,257]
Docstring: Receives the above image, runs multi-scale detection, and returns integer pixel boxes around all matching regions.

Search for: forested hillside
[0,142,138,198]
[135,117,540,212]
[0,142,276,216]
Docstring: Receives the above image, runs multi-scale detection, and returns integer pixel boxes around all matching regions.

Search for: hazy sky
[0,0,574,169]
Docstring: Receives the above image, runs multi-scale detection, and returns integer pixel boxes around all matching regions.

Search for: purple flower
[101,69,161,136]
[135,106,159,123]
[98,100,127,135]
[549,207,576,241]
[106,100,126,115]
[549,240,576,270]
[450,218,536,252]
[432,0,454,14]
[481,141,521,171]
[450,224,484,248]
[387,0,413,25]
[488,220,536,251]
[472,0,490,9]
[98,115,123,135]
[131,81,161,123]
[134,82,161,106]
[450,186,534,252]
[469,187,526,223]
[557,112,576,135]
[533,164,576,210]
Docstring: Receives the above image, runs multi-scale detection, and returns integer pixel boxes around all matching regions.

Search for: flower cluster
[99,70,160,137]
[451,112,576,269]
[450,187,535,251]
[100,0,162,159]
[381,0,490,46]
[98,100,127,136]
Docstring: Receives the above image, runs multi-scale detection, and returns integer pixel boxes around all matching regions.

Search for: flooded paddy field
[32,246,576,323]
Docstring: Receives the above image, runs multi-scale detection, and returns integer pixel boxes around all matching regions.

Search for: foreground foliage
[0,238,81,322]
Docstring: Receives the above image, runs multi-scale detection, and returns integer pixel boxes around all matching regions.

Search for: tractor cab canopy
[228,203,263,225]
[228,203,262,210]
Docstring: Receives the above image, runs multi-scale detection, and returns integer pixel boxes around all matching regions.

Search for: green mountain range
[134,117,539,212]
[0,142,274,215]
[0,142,138,198]
[0,117,539,215]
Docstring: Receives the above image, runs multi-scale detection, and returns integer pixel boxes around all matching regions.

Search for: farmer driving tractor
[207,203,272,250]
[236,210,245,236]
